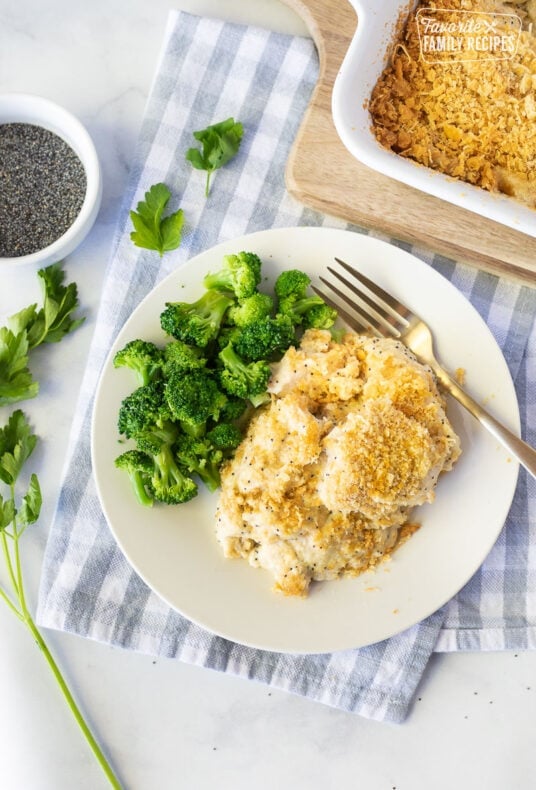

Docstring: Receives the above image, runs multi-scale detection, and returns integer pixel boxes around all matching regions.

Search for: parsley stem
[205,170,211,198]
[1,529,20,599]
[22,610,123,789]
[12,512,27,611]
[0,583,23,620]
[6,504,123,789]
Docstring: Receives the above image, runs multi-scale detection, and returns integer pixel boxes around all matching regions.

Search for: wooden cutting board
[283,0,536,285]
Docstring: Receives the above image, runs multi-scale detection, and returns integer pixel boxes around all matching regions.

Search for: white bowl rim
[0,92,102,266]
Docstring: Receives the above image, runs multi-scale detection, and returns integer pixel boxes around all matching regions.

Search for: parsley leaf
[185,117,244,197]
[0,328,38,407]
[0,408,38,485]
[0,495,16,532]
[0,263,84,405]
[129,182,184,256]
[25,262,85,346]
[18,473,42,530]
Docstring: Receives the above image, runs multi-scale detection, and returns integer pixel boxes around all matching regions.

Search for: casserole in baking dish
[332,0,536,237]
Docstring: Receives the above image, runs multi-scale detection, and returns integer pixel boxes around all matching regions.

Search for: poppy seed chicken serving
[215,329,461,597]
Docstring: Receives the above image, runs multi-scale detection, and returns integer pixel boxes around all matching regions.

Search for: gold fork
[312,257,536,480]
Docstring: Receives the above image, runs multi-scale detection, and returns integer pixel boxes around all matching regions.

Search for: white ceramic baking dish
[332,0,536,238]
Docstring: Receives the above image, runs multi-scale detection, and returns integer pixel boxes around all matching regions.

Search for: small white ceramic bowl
[332,0,536,238]
[0,93,102,266]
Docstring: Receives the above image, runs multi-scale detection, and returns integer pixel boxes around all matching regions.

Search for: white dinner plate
[91,227,520,654]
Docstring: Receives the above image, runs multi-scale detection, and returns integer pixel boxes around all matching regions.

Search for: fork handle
[431,363,536,480]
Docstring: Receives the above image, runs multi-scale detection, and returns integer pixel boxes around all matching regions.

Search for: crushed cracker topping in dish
[215,329,461,597]
[369,0,536,207]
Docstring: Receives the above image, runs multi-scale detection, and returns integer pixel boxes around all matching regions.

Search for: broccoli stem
[154,444,178,485]
[131,470,154,507]
[195,462,221,492]
[288,296,324,316]
[180,421,206,439]
[249,391,271,408]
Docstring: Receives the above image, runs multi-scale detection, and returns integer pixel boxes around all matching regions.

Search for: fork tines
[312,258,409,339]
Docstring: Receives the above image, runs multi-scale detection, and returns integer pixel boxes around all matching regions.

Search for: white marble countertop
[1,1,535,788]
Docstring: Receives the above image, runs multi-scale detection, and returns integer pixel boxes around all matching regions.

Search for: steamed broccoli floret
[233,314,295,361]
[176,423,243,492]
[216,324,242,350]
[227,292,274,327]
[126,418,197,504]
[206,422,243,451]
[203,251,262,299]
[275,269,337,329]
[285,300,337,329]
[116,382,198,504]
[113,339,163,386]
[175,434,223,492]
[150,442,198,504]
[220,395,248,422]
[114,450,154,507]
[160,289,234,347]
[163,339,207,374]
[165,368,227,437]
[117,381,170,439]
[134,419,178,456]
[219,342,271,404]
[274,269,311,299]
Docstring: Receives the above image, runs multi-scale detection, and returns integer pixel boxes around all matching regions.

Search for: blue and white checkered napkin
[36,10,536,722]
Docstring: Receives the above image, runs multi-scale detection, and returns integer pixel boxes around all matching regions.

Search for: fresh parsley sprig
[129,182,184,256]
[129,119,243,256]
[0,410,121,788]
[0,263,85,406]
[186,117,243,197]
